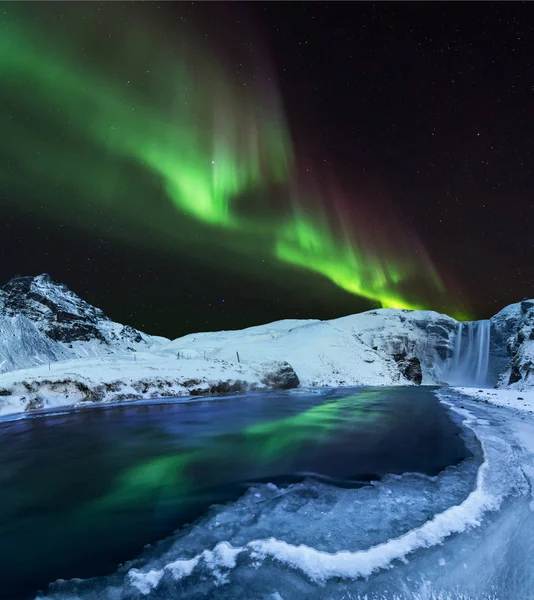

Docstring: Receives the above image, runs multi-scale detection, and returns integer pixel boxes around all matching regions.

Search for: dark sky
[1,2,533,337]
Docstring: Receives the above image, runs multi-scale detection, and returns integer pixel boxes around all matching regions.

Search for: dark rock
[261,362,300,390]
[47,322,107,344]
[110,393,143,403]
[104,381,122,393]
[25,396,44,411]
[434,344,450,361]
[22,380,37,393]
[180,378,201,388]
[189,380,251,396]
[521,299,534,314]
[120,325,143,344]
[426,323,455,337]
[392,352,423,385]
[509,365,522,385]
[403,357,423,385]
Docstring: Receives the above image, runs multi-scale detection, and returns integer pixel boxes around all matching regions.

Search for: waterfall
[445,320,491,386]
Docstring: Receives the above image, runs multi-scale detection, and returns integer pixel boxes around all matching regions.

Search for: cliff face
[329,309,458,384]
[492,300,534,390]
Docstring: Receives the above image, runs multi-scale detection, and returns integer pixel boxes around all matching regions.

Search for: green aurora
[0,4,469,316]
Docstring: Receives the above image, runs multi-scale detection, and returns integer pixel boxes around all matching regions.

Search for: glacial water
[0,387,474,600]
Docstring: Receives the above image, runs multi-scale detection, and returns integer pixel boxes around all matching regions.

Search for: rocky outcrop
[261,361,300,390]
[332,309,457,384]
[1,274,108,343]
[393,353,423,385]
[493,299,534,390]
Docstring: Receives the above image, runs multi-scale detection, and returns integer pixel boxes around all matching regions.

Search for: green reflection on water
[89,452,197,513]
[245,392,387,461]
[85,393,390,513]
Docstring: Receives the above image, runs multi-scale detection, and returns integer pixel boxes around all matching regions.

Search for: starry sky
[1,2,533,337]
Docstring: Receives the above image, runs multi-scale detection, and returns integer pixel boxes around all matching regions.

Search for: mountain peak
[0,273,111,343]
[0,274,159,373]
[2,273,58,294]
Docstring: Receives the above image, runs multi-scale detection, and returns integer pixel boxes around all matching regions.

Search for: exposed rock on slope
[393,353,423,385]
[0,274,164,373]
[493,300,534,390]
[329,310,457,383]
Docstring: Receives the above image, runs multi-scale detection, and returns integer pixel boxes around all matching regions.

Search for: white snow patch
[454,387,534,414]
[127,568,164,595]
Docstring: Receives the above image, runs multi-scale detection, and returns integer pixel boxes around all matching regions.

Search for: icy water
[11,390,532,600]
[0,386,472,600]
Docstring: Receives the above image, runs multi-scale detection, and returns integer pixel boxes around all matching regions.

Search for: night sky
[1,2,533,338]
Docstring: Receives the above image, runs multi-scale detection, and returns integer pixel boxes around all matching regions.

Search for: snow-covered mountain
[0,274,165,373]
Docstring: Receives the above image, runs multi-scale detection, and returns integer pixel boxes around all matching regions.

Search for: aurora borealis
[6,2,532,332]
[1,2,450,316]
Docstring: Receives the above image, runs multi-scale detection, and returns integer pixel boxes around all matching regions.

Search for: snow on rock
[492,299,534,390]
[329,309,458,384]
[0,274,166,373]
[0,352,299,418]
[454,387,534,414]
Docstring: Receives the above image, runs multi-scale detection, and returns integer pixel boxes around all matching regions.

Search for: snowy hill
[168,309,460,387]
[0,274,165,373]
[168,318,403,388]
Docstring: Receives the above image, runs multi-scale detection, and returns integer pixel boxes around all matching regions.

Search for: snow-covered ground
[454,386,534,414]
[0,351,297,418]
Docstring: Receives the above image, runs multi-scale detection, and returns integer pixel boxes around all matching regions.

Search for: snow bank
[454,387,534,414]
[0,351,298,418]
